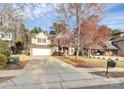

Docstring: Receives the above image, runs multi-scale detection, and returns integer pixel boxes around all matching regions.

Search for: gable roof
[106,41,118,50]
[112,36,124,42]
[33,30,51,38]
[112,31,124,35]
[90,41,118,50]
[90,44,104,50]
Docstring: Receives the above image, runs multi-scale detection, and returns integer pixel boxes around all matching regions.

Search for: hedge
[0,54,7,69]
[0,40,11,57]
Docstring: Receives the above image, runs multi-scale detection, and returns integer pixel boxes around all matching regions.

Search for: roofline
[113,31,124,35]
[33,30,51,38]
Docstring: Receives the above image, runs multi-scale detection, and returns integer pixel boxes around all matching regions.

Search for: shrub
[0,40,11,57]
[25,50,30,55]
[52,52,62,56]
[97,57,100,59]
[7,57,19,65]
[102,57,105,59]
[74,49,83,56]
[0,54,7,66]
[116,58,119,61]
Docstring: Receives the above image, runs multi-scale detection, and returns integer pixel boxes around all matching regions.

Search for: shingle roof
[91,41,118,50]
[111,36,124,42]
[90,44,104,50]
[106,41,118,50]
[112,31,124,35]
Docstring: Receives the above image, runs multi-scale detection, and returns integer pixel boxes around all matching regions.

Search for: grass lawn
[55,56,124,68]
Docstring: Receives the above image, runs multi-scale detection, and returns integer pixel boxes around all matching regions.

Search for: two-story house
[29,30,52,56]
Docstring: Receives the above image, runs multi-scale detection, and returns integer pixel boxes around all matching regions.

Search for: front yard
[4,54,31,70]
[0,54,31,83]
[55,56,124,68]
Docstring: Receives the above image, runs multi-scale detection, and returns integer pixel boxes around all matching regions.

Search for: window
[2,33,11,39]
[8,33,10,38]
[37,38,46,43]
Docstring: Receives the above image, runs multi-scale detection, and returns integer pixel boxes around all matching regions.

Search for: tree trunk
[75,12,80,60]
[73,5,81,60]
[88,48,92,57]
[76,47,79,59]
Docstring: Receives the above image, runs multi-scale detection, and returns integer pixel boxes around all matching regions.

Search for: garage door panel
[32,48,51,56]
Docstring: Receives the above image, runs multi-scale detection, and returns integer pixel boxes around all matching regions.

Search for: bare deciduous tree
[0,4,27,44]
[55,3,105,59]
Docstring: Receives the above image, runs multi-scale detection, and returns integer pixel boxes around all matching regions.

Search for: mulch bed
[57,56,105,68]
[3,61,28,70]
[0,76,15,83]
[69,59,92,67]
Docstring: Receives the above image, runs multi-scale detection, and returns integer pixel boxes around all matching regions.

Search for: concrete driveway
[0,56,124,89]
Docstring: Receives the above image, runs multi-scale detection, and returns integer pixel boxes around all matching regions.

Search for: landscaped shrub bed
[56,56,124,68]
[0,54,29,70]
[4,56,28,70]
[69,59,88,67]
[55,56,107,68]
[7,57,20,65]
[69,58,99,68]
[0,40,10,57]
[55,56,94,68]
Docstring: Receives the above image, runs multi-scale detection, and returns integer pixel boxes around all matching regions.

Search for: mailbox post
[106,61,109,77]
[106,59,116,78]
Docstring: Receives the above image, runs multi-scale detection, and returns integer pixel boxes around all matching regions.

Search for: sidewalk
[0,70,24,77]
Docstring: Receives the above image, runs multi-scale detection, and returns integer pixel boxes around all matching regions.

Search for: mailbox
[105,59,116,78]
[107,59,116,68]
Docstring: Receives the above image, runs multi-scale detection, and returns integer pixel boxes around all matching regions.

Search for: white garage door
[32,48,51,56]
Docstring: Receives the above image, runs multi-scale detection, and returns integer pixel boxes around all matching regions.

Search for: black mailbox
[105,59,116,78]
[107,59,116,68]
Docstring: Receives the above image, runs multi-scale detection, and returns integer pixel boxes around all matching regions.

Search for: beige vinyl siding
[32,32,51,45]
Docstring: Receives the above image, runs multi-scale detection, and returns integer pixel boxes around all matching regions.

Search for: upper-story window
[37,38,46,43]
[2,33,11,39]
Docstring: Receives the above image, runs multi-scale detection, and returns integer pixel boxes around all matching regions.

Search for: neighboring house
[54,31,75,55]
[90,41,118,56]
[105,41,118,56]
[29,31,52,56]
[91,31,124,57]
[0,32,13,41]
[90,43,106,55]
[111,32,124,57]
[0,32,13,47]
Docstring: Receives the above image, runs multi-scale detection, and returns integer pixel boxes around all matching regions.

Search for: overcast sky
[22,3,124,31]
